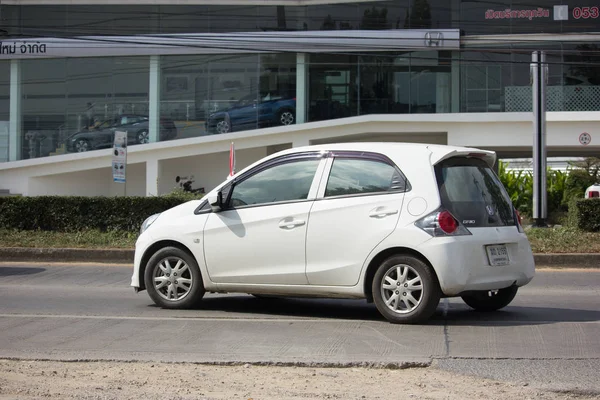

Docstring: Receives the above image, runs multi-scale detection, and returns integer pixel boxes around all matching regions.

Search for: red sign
[485,8,550,20]
[573,6,599,19]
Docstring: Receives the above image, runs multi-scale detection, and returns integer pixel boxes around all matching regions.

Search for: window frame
[211,151,327,211]
[316,151,411,200]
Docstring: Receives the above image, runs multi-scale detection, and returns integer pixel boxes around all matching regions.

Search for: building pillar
[292,136,310,148]
[296,53,308,124]
[146,158,160,196]
[9,60,21,162]
[149,55,161,143]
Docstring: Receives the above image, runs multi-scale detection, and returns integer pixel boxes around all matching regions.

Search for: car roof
[275,142,496,166]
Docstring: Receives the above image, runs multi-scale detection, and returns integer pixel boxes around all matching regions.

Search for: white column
[296,53,308,124]
[9,60,21,162]
[292,136,310,148]
[146,158,160,196]
[149,55,161,143]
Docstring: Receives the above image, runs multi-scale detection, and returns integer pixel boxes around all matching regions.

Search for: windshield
[435,157,515,228]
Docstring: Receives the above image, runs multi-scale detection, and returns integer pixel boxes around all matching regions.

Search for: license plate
[486,244,509,266]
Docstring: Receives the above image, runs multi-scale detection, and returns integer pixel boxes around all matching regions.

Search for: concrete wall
[28,162,146,196]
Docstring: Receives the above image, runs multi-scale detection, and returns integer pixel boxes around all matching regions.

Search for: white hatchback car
[132,143,535,324]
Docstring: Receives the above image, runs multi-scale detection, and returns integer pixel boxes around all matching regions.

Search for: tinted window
[325,158,404,197]
[230,159,320,207]
[436,158,515,227]
[194,201,211,214]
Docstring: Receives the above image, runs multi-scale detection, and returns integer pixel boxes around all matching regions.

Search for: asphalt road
[0,263,598,394]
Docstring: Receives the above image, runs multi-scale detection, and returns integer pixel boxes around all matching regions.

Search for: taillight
[415,208,471,237]
[438,211,458,234]
[514,208,525,233]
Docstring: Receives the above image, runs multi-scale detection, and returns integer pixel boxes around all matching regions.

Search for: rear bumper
[417,230,535,296]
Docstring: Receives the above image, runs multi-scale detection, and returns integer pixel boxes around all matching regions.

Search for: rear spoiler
[429,147,496,168]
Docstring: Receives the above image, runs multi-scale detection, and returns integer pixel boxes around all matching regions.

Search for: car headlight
[140,213,161,234]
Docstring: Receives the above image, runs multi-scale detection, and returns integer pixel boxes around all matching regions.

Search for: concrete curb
[0,248,135,264]
[533,253,600,268]
[0,247,599,268]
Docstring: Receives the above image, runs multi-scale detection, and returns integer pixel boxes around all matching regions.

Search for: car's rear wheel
[137,130,149,144]
[461,286,518,312]
[74,139,90,152]
[144,246,205,309]
[372,255,441,324]
[278,109,295,126]
[215,119,231,134]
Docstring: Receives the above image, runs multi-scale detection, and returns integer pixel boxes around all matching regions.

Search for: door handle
[369,207,398,218]
[278,218,306,229]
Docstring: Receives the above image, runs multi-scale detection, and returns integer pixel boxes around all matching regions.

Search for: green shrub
[0,194,200,233]
[497,161,532,215]
[567,198,600,232]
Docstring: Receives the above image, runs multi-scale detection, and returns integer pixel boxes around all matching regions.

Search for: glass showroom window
[21,58,67,160]
[21,56,149,159]
[309,51,452,121]
[161,53,296,139]
[0,61,9,162]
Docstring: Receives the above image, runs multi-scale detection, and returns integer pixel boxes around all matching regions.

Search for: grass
[526,227,600,254]
[1,227,600,254]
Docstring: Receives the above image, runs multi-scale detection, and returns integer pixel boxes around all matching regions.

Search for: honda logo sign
[425,32,444,47]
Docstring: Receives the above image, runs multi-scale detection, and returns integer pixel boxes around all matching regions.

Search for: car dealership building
[0,0,599,196]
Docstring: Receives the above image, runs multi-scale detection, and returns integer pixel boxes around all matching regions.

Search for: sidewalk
[0,247,599,268]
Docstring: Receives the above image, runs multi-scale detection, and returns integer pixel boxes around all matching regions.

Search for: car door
[203,153,326,285]
[305,152,409,286]
[94,119,117,149]
[231,94,259,130]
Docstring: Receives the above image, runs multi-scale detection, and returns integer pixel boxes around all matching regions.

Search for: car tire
[372,254,441,324]
[74,138,90,152]
[137,130,149,144]
[278,109,295,126]
[144,246,205,309]
[215,119,231,134]
[461,286,518,312]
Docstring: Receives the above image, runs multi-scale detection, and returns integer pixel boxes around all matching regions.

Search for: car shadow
[0,266,46,276]
[187,295,600,326]
[195,295,384,321]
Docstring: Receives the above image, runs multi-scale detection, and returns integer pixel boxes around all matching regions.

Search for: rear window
[435,157,515,228]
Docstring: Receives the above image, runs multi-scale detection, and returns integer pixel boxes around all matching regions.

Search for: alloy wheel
[138,130,149,144]
[152,257,193,302]
[216,120,231,134]
[280,111,294,125]
[380,264,423,314]
[75,140,89,152]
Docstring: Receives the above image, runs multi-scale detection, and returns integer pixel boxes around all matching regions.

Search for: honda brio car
[131,143,535,324]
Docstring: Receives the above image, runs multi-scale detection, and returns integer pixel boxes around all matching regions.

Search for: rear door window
[435,157,515,228]
[325,158,409,197]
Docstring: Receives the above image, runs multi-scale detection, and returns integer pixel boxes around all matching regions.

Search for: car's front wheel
[144,246,205,309]
[372,255,441,324]
[461,286,518,312]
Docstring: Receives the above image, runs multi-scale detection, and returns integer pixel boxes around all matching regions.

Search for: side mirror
[207,191,223,212]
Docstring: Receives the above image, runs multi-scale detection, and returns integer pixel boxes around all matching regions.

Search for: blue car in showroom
[206,93,295,134]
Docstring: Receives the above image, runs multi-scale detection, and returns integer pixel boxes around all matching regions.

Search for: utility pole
[531,51,548,227]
